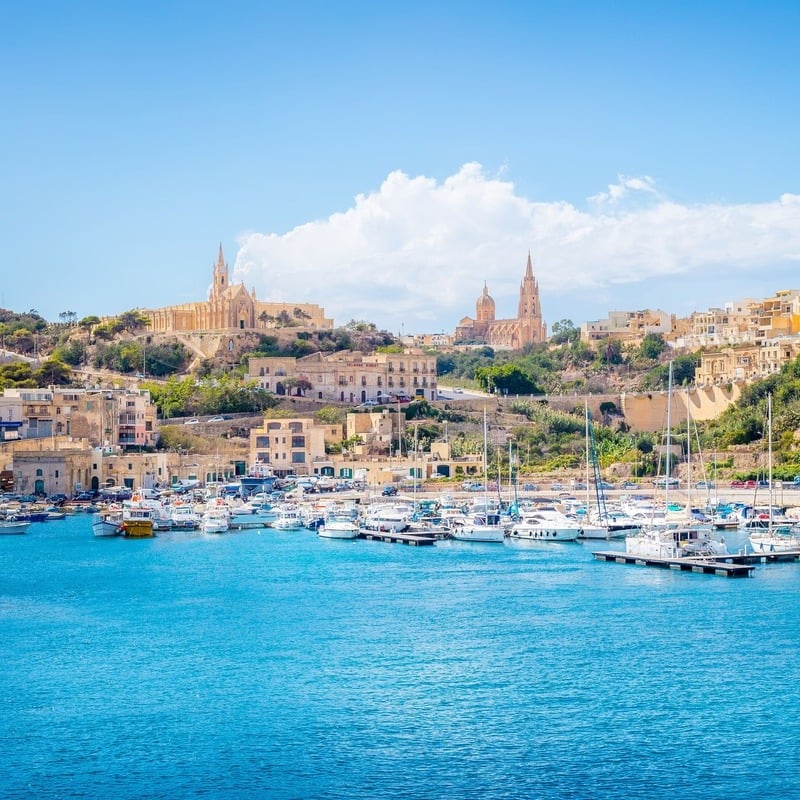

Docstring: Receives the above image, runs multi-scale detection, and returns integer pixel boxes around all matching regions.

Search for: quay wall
[453,384,742,432]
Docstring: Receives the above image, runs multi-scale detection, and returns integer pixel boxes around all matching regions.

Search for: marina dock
[593,550,756,577]
[358,530,437,546]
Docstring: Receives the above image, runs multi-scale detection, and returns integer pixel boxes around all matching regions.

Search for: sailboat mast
[585,400,591,512]
[483,408,489,513]
[665,361,673,507]
[686,386,691,511]
[768,393,773,531]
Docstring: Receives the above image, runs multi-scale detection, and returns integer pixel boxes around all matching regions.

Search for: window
[291,452,306,463]
[291,436,305,448]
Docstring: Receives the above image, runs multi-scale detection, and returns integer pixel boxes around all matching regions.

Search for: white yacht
[201,506,230,534]
[626,524,728,559]
[748,525,800,553]
[271,505,305,531]
[317,513,360,540]
[509,506,581,542]
[170,503,200,530]
[449,512,505,543]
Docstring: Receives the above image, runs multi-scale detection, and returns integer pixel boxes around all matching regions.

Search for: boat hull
[0,521,30,535]
[450,525,505,543]
[122,520,154,538]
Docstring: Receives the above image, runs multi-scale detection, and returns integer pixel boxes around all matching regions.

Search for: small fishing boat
[92,509,124,537]
[0,517,30,535]
[121,506,155,538]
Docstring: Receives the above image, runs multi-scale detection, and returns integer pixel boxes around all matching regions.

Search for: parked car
[208,415,226,423]
[695,480,715,489]
[356,400,378,408]
[48,493,68,505]
[72,491,96,501]
[184,418,200,425]
[521,483,539,492]
[382,485,398,496]
[654,477,680,487]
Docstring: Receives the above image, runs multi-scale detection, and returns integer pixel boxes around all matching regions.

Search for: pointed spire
[217,242,225,267]
[525,250,533,279]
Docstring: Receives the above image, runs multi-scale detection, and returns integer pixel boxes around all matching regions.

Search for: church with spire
[454,253,547,348]
[145,245,332,334]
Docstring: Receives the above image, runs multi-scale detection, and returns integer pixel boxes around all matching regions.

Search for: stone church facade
[454,253,547,348]
[145,246,333,334]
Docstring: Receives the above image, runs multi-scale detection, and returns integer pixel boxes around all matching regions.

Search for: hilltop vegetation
[4,306,800,479]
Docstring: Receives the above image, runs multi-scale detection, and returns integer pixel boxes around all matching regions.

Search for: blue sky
[3,1,799,335]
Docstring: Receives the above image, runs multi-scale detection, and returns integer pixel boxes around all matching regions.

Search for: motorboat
[748,525,800,553]
[361,502,413,533]
[121,505,155,538]
[448,512,506,543]
[317,513,360,540]
[509,506,581,542]
[169,503,201,530]
[201,505,230,534]
[92,508,123,537]
[625,524,728,559]
[0,516,30,535]
[271,505,305,531]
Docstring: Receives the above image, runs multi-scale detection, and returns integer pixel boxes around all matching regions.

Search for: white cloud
[233,163,800,334]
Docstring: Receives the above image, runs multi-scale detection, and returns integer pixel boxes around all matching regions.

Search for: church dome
[476,282,495,323]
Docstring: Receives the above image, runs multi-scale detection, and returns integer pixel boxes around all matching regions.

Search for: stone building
[454,253,547,349]
[249,417,332,477]
[581,309,673,344]
[144,245,333,334]
[248,349,438,404]
[696,338,800,386]
[2,387,158,450]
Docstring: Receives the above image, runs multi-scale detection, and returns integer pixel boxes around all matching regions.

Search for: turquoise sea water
[2,516,799,799]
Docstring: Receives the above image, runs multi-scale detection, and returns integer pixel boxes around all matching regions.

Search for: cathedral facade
[454,253,547,348]
[145,246,333,334]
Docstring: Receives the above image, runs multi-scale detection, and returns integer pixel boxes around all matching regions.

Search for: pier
[358,530,437,546]
[593,551,755,577]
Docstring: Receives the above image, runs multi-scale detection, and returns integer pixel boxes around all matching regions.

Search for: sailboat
[450,409,505,543]
[625,362,727,559]
[580,401,638,539]
[748,394,800,553]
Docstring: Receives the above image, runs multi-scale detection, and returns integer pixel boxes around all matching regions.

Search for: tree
[33,358,72,386]
[474,364,543,395]
[79,315,101,330]
[638,332,666,360]
[550,319,580,344]
[597,338,623,365]
[117,309,150,333]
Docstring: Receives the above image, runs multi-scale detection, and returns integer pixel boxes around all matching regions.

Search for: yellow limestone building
[454,253,547,348]
[145,246,333,333]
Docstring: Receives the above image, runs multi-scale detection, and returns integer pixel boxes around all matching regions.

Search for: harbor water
[2,516,799,799]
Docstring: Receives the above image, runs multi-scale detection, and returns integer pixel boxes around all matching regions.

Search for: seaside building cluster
[0,385,483,499]
[4,244,800,499]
